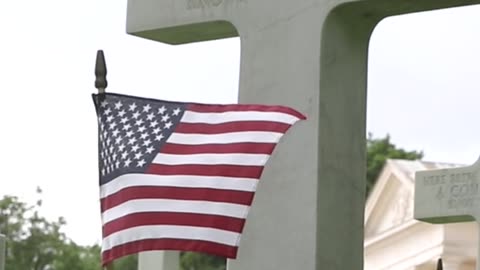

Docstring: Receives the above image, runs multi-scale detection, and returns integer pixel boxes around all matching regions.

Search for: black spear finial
[437,258,443,270]
[95,50,108,93]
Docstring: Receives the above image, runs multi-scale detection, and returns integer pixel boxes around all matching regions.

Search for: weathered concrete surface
[126,1,480,269]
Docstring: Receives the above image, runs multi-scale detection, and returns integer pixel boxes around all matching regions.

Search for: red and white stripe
[100,104,305,265]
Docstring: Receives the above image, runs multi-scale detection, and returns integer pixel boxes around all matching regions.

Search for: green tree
[0,194,68,270]
[112,254,138,270]
[0,192,105,270]
[51,242,102,270]
[366,133,423,195]
[0,192,138,270]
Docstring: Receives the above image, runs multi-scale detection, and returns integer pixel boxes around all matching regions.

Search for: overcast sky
[1,0,480,246]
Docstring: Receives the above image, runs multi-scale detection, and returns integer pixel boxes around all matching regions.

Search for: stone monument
[125,0,480,269]
[415,159,480,269]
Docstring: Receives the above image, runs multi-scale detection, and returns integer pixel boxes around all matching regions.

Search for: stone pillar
[138,251,179,270]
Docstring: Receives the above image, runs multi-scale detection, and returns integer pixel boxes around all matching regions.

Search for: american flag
[93,93,306,266]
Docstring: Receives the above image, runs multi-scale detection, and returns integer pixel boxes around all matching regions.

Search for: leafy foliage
[180,252,226,270]
[0,191,137,270]
[0,192,73,270]
[366,133,423,195]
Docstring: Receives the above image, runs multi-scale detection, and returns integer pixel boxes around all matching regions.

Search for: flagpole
[95,50,108,94]
[436,258,443,270]
[95,50,110,270]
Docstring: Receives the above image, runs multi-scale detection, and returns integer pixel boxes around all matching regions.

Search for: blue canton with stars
[93,93,187,185]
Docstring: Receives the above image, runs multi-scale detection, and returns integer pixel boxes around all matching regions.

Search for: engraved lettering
[448,198,474,209]
[186,0,245,10]
[450,183,479,197]
[423,174,447,186]
[447,197,480,210]
[435,186,445,200]
[449,172,474,184]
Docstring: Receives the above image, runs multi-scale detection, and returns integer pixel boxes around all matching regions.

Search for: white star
[143,139,152,147]
[147,113,155,121]
[104,108,112,116]
[101,168,106,176]
[124,159,132,167]
[115,137,122,144]
[161,114,170,122]
[146,146,155,154]
[121,151,128,159]
[101,100,109,107]
[134,152,142,160]
[138,126,146,133]
[123,124,132,131]
[158,106,167,114]
[118,110,126,117]
[126,131,134,137]
[120,117,128,124]
[112,129,120,137]
[128,137,137,145]
[106,115,114,122]
[137,159,146,167]
[115,160,121,169]
[132,112,141,119]
[129,103,137,111]
[140,133,148,139]
[115,101,123,110]
[155,134,165,141]
[135,119,144,126]
[143,104,152,113]
[109,122,117,130]
[119,144,126,151]
[173,108,181,116]
[150,121,159,128]
[164,122,173,129]
[132,144,140,152]
[153,127,162,134]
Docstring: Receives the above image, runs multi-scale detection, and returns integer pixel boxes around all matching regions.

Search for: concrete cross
[126,0,480,269]
[415,159,480,270]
